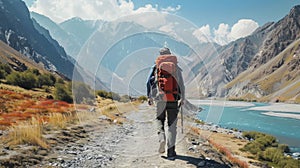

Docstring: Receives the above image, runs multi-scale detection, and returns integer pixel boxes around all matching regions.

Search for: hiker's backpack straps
[155,55,179,102]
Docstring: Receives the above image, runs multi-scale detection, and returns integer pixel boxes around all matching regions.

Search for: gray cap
[159,47,171,55]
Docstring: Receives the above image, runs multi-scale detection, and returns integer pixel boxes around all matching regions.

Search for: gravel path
[39,103,233,168]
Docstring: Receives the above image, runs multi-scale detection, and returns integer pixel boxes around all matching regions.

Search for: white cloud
[29,0,180,24]
[193,19,259,45]
[29,0,134,23]
[162,5,181,13]
[230,19,259,39]
[192,24,212,43]
[213,23,231,45]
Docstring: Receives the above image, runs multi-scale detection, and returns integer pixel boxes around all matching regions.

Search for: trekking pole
[180,103,183,134]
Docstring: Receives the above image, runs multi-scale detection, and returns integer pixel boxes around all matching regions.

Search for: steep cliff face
[0,0,74,78]
[188,22,274,97]
[225,6,300,103]
[222,22,274,80]
[30,12,81,59]
[251,5,300,68]
[226,39,300,103]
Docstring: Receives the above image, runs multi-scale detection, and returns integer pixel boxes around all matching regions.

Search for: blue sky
[130,0,299,27]
[23,0,299,45]
[24,0,299,27]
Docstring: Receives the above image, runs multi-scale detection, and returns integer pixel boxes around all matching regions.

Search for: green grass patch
[240,131,300,168]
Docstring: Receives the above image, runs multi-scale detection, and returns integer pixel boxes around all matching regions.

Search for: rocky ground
[0,103,238,168]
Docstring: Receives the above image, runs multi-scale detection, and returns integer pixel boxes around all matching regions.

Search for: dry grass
[0,86,141,149]
[189,126,202,135]
[0,87,76,148]
[76,110,98,123]
[188,126,252,168]
[99,100,140,124]
[188,125,260,167]
[100,104,124,124]
[75,97,141,125]
[94,95,140,124]
[0,88,74,128]
[295,94,300,104]
[209,139,249,168]
[75,97,115,123]
[48,113,69,129]
[6,117,48,149]
[0,83,48,99]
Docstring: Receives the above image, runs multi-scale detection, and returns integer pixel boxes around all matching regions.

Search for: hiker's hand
[148,98,154,106]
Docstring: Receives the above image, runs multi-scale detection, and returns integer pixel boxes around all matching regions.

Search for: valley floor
[0,103,260,168]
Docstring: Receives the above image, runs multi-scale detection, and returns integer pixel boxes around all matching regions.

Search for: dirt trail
[111,104,197,167]
[35,103,233,168]
[110,103,231,168]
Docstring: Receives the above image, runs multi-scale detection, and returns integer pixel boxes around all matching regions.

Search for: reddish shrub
[209,139,249,168]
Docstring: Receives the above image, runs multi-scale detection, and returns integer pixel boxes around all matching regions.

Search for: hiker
[146,47,185,159]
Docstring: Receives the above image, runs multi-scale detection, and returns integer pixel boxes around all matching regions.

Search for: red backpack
[155,55,179,102]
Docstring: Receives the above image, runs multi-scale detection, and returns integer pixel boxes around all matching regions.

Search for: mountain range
[0,0,299,102]
[0,0,107,91]
[0,0,73,78]
[186,5,300,103]
[225,5,300,103]
[31,12,102,58]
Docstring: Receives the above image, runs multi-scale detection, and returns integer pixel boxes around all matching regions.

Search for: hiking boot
[167,152,177,160]
[167,147,177,160]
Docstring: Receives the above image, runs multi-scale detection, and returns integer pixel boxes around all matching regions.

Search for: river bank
[189,99,300,160]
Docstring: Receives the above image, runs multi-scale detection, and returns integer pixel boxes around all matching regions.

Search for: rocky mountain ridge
[0,0,74,78]
[30,12,81,60]
[225,5,300,102]
[31,12,103,58]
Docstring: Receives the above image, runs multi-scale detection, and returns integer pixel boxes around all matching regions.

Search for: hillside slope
[189,5,300,102]
[0,0,74,78]
[226,39,300,103]
[0,40,46,73]
[30,12,82,58]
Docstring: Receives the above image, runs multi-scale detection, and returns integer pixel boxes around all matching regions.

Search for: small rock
[67,151,77,155]
[75,133,86,138]
[197,160,206,167]
[99,115,108,120]
[0,150,8,156]
[96,154,103,160]
[192,141,200,145]
[31,155,44,161]
[37,150,48,156]
[57,157,64,162]
[27,158,40,164]
[62,131,72,137]
[188,146,195,152]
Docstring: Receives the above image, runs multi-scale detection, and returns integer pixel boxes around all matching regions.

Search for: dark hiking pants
[156,101,179,153]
